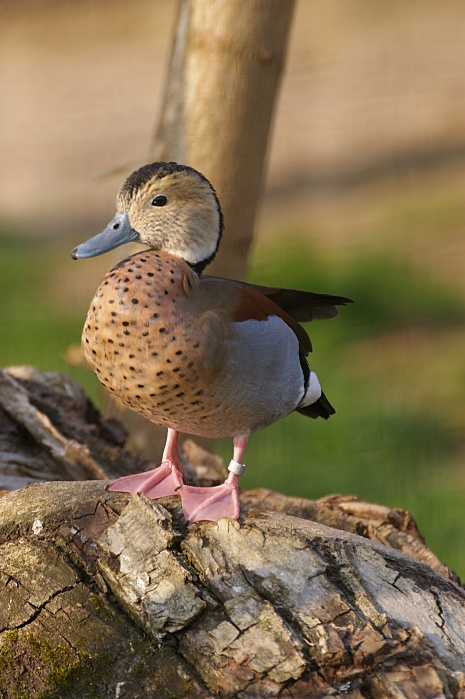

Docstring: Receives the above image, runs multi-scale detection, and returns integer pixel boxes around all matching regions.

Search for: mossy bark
[1,367,465,698]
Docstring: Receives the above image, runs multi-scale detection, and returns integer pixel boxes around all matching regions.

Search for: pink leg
[180,434,249,524]
[106,428,185,498]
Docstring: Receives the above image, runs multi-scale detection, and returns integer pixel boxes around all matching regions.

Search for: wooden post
[106,0,295,458]
[150,0,296,280]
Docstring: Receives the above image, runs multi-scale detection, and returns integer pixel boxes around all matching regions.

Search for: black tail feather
[296,392,335,420]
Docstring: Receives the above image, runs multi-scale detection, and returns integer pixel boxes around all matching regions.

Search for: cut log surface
[0,367,464,698]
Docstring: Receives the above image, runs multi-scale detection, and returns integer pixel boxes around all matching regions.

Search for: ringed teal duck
[72,162,352,523]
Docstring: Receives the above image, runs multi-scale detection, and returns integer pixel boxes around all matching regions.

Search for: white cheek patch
[301,370,322,407]
[164,203,220,266]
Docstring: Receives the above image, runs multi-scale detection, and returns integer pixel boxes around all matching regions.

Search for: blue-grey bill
[71,212,139,259]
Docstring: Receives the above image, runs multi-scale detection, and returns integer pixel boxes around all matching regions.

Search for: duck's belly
[82,252,304,438]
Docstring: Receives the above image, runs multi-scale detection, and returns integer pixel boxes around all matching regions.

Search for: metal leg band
[228,459,246,477]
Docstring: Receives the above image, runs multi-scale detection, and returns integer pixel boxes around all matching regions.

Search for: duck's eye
[152,195,167,207]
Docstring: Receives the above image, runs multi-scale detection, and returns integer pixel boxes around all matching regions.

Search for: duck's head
[72,162,224,273]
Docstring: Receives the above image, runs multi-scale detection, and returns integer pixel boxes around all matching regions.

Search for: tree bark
[0,367,465,698]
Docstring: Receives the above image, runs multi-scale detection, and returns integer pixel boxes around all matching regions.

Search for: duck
[72,161,352,524]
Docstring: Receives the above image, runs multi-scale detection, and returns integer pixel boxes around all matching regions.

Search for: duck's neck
[188,250,217,275]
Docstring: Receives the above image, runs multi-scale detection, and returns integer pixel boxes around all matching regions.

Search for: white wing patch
[300,370,322,407]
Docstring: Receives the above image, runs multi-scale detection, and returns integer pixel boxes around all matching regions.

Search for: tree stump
[0,367,464,698]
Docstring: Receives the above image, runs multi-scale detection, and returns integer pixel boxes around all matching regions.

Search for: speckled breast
[82,250,235,438]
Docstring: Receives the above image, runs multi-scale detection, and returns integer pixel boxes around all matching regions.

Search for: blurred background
[1,0,465,575]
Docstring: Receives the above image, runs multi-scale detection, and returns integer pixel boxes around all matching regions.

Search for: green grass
[1,198,464,578]
[0,233,103,402]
